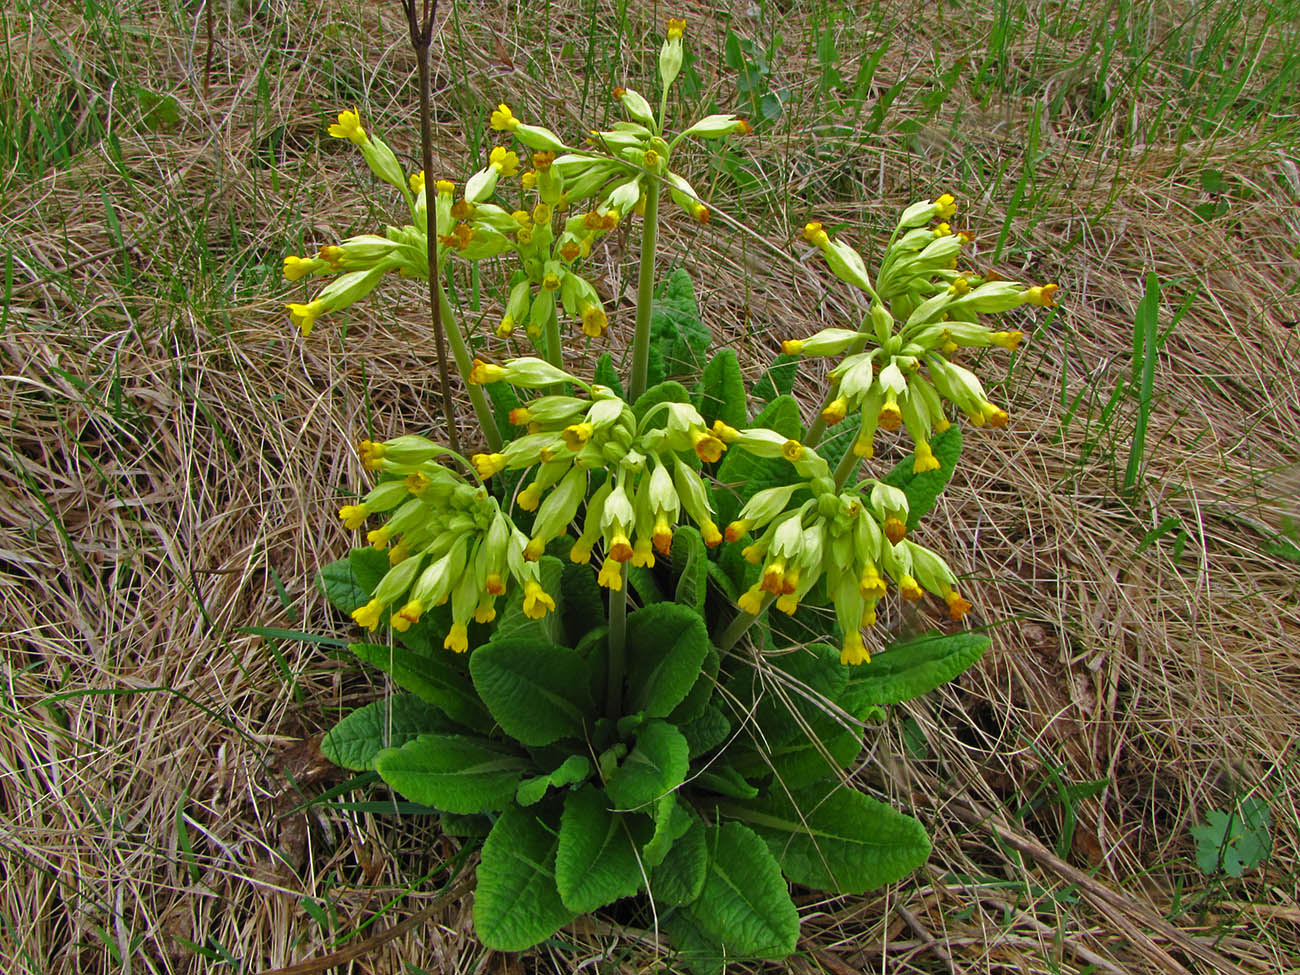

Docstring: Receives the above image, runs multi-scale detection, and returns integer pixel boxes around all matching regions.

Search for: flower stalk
[627,178,661,402]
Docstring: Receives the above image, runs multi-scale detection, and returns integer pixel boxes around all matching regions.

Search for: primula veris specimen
[290,16,1059,971]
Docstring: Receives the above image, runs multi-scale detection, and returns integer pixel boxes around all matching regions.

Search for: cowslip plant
[289,18,1057,971]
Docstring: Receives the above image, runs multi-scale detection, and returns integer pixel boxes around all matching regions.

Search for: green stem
[833,439,860,492]
[542,289,563,372]
[802,313,875,449]
[627,179,661,402]
[437,284,503,452]
[605,565,628,718]
[717,594,772,654]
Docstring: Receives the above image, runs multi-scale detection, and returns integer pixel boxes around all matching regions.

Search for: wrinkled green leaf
[626,603,712,719]
[696,764,759,799]
[632,379,692,425]
[606,720,690,812]
[349,642,490,732]
[751,353,799,408]
[689,822,799,959]
[374,733,530,814]
[475,806,576,950]
[647,268,711,385]
[695,349,746,428]
[728,786,931,894]
[670,526,708,617]
[318,547,390,614]
[680,704,730,758]
[626,563,665,603]
[840,631,989,713]
[642,792,692,867]
[663,907,725,975]
[321,694,453,771]
[651,813,707,906]
[668,645,719,725]
[469,638,593,746]
[556,785,649,912]
[516,754,592,806]
[594,352,625,397]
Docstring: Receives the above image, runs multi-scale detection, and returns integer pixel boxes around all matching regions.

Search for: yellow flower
[1026,283,1059,306]
[328,109,368,145]
[580,304,608,337]
[473,599,497,624]
[468,358,507,385]
[490,103,520,131]
[570,537,594,564]
[945,589,973,620]
[736,584,765,616]
[802,221,829,248]
[562,422,594,450]
[490,145,520,178]
[933,193,957,220]
[898,574,924,601]
[878,400,903,432]
[821,397,848,425]
[409,170,425,193]
[780,439,803,463]
[358,439,385,470]
[608,533,634,563]
[840,631,870,666]
[338,504,368,530]
[532,151,555,171]
[517,482,542,511]
[522,579,555,618]
[701,520,723,548]
[285,300,324,337]
[666,16,686,39]
[435,179,456,195]
[366,526,391,550]
[443,622,469,652]
[948,276,970,296]
[781,338,804,355]
[653,513,674,556]
[884,516,907,544]
[691,430,726,463]
[521,170,538,189]
[390,600,422,632]
[388,540,409,566]
[485,573,506,595]
[597,558,623,589]
[912,441,941,474]
[472,452,508,479]
[351,598,383,631]
[990,330,1023,351]
[318,245,344,267]
[932,222,952,237]
[283,255,314,281]
[631,536,655,568]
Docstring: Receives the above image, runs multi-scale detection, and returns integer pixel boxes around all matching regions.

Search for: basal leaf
[594,352,625,398]
[651,813,707,906]
[727,786,931,894]
[689,822,799,959]
[626,563,665,604]
[648,268,711,384]
[642,792,692,867]
[318,547,389,614]
[561,559,605,646]
[625,603,712,719]
[349,642,491,732]
[605,720,690,813]
[668,645,719,725]
[696,764,759,799]
[840,630,990,712]
[680,704,731,759]
[663,907,725,975]
[751,353,799,408]
[632,379,692,425]
[474,806,576,951]
[696,349,746,428]
[516,754,593,807]
[670,526,708,617]
[321,694,453,771]
[880,425,962,529]
[374,733,530,814]
[556,785,649,913]
[469,638,594,746]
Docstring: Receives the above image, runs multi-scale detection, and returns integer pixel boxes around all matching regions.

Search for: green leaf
[648,268,712,385]
[625,603,712,719]
[712,394,805,527]
[626,563,665,603]
[668,645,719,725]
[606,720,690,812]
[561,559,605,646]
[704,558,739,602]
[751,353,799,408]
[695,349,746,428]
[556,786,649,913]
[642,792,692,867]
[840,631,990,712]
[516,754,592,806]
[469,638,594,746]
[880,425,962,529]
[680,704,730,758]
[493,555,565,645]
[320,694,453,771]
[485,375,522,440]
[475,806,576,951]
[727,786,931,894]
[1191,796,1272,877]
[751,643,848,746]
[663,908,725,975]
[632,379,692,424]
[137,88,181,130]
[441,812,492,837]
[349,642,491,732]
[696,764,759,799]
[689,822,799,959]
[767,726,863,790]
[374,733,530,814]
[594,352,625,397]
[670,526,708,617]
[318,547,390,614]
[651,814,707,906]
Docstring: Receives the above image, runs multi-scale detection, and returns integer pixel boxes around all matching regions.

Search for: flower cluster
[728,475,971,665]
[339,439,555,652]
[786,198,1058,468]
[466,357,751,590]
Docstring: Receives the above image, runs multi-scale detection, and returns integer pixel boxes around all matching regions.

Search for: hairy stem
[437,287,503,451]
[832,439,861,492]
[627,179,661,402]
[717,593,772,654]
[409,4,460,453]
[605,565,628,718]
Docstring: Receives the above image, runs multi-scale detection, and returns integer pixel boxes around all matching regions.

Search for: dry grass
[2,0,1299,972]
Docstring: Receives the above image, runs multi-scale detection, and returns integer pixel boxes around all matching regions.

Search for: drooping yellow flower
[468,358,508,385]
[409,171,425,193]
[444,622,469,652]
[912,441,941,474]
[286,300,325,337]
[802,221,830,248]
[736,584,765,616]
[282,255,314,281]
[390,599,423,632]
[933,193,957,220]
[666,16,686,39]
[945,589,973,620]
[522,579,555,618]
[580,304,608,337]
[472,452,508,479]
[338,504,368,530]
[841,630,870,666]
[597,558,623,589]
[351,598,383,631]
[490,103,520,131]
[1026,283,1059,307]
[490,145,520,178]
